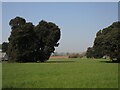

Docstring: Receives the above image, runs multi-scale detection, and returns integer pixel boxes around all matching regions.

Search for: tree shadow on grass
[100,60,120,63]
[46,60,75,63]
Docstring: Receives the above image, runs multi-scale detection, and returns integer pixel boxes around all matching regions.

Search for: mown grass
[2,58,118,88]
[0,63,2,89]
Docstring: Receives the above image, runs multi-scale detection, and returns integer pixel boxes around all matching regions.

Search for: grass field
[2,58,118,88]
[0,63,2,89]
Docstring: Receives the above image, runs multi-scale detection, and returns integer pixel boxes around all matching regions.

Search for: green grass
[2,58,118,88]
[0,63,2,89]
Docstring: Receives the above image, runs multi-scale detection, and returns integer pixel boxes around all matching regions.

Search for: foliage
[69,53,80,58]
[2,42,8,53]
[69,53,85,58]
[0,44,2,49]
[86,47,95,58]
[86,21,120,61]
[5,17,61,62]
[34,20,60,62]
[86,47,103,58]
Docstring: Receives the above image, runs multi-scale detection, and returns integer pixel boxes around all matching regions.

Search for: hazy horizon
[2,2,118,53]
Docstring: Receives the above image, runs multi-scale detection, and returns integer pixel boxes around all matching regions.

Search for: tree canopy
[4,17,61,62]
[0,44,2,50]
[2,42,8,53]
[86,21,120,61]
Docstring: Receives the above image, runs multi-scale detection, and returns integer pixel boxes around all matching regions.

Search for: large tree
[5,17,61,62]
[35,20,60,62]
[86,21,120,61]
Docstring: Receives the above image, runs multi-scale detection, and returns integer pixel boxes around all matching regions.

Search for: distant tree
[79,52,86,58]
[69,53,81,58]
[86,47,95,58]
[2,42,8,53]
[7,17,61,62]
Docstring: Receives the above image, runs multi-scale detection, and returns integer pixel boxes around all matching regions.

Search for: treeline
[68,53,85,58]
[86,21,120,62]
[52,52,86,58]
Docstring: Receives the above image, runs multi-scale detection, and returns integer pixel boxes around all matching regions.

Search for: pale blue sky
[2,2,118,53]
[0,2,1,24]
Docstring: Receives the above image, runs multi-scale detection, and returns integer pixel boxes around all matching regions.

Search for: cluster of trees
[86,21,120,61]
[2,17,61,62]
[52,52,86,58]
[69,53,85,58]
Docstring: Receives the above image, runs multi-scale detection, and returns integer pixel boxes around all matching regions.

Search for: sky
[0,2,1,44]
[1,2,118,53]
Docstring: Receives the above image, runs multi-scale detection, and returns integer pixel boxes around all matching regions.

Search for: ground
[0,63,2,89]
[2,58,118,88]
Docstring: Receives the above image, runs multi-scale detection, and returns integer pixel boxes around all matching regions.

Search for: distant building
[2,53,8,61]
[103,55,109,59]
[0,51,8,62]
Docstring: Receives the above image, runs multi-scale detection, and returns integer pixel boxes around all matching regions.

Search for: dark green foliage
[6,17,61,62]
[94,22,120,61]
[86,47,95,58]
[86,21,120,61]
[86,47,103,58]
[34,20,60,62]
[0,44,2,49]
[2,42,8,53]
[9,17,26,29]
[69,53,85,58]
[8,22,37,62]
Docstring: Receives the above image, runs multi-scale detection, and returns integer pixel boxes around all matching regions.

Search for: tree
[9,16,26,29]
[86,47,94,58]
[2,42,8,53]
[86,47,103,58]
[34,20,60,62]
[94,22,120,61]
[8,22,37,62]
[87,21,120,62]
[7,17,61,62]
